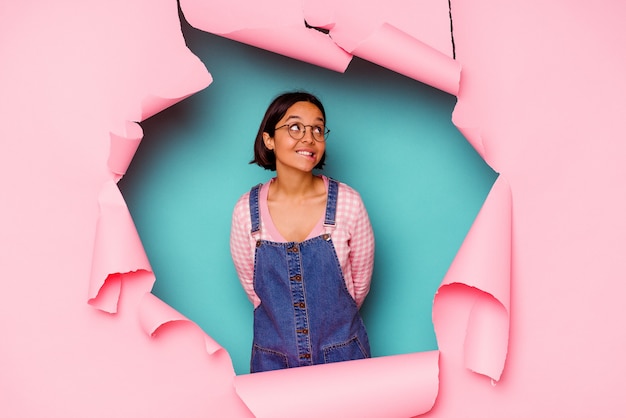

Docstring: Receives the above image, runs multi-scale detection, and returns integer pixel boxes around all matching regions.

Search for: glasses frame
[275,122,330,142]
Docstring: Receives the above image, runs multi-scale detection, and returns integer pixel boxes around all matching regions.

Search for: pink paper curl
[434,175,511,381]
[89,180,152,313]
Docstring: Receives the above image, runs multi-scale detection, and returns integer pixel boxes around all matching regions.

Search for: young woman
[230,91,375,373]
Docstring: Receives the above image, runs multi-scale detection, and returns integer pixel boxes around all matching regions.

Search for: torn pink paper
[452,100,488,167]
[111,25,213,123]
[108,122,144,179]
[180,0,459,93]
[136,288,254,416]
[90,7,213,312]
[179,0,352,72]
[302,0,454,57]
[1,1,255,416]
[234,351,439,418]
[348,23,460,95]
[433,175,511,381]
[303,0,460,94]
[139,292,225,357]
[451,103,487,161]
[88,180,152,313]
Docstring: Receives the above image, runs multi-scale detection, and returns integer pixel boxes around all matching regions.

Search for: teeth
[297,151,313,156]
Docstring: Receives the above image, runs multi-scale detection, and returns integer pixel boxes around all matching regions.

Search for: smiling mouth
[296,150,314,157]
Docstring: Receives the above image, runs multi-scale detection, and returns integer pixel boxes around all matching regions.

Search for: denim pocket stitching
[322,335,368,363]
[251,344,289,371]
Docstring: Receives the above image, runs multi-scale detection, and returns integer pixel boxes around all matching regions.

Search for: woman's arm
[230,193,261,307]
[347,191,375,308]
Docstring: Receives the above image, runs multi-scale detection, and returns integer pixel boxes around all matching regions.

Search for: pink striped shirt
[230,176,375,308]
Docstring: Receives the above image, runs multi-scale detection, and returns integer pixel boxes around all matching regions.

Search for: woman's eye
[289,124,303,132]
[313,126,324,135]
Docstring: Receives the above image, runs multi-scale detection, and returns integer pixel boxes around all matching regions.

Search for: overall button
[290,275,302,282]
[288,246,299,253]
[297,328,309,335]
[294,302,306,308]
[255,241,262,248]
[299,353,311,359]
[322,233,330,241]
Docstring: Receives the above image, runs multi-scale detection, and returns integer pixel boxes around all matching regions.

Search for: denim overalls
[249,178,371,373]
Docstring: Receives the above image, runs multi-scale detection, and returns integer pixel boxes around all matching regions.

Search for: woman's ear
[263,132,274,150]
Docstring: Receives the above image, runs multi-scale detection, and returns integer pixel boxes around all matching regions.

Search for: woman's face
[264,101,326,174]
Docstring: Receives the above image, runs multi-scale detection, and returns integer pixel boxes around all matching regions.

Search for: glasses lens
[288,122,305,140]
[285,123,327,141]
[311,125,325,141]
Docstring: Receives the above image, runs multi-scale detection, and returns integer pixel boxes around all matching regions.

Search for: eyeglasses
[275,122,330,142]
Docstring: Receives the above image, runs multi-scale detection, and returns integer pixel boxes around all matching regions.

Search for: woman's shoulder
[232,192,250,223]
[323,176,367,217]
[232,187,254,218]
[325,176,363,200]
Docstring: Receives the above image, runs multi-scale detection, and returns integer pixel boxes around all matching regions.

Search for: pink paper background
[1,0,625,416]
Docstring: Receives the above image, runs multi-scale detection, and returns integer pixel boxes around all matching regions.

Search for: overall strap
[323,178,339,229]
[249,184,262,237]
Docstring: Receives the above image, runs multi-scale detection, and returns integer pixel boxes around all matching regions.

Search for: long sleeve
[229,193,261,307]
[331,183,375,308]
[348,195,375,308]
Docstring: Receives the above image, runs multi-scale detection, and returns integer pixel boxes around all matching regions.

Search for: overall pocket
[322,336,368,364]
[251,344,289,373]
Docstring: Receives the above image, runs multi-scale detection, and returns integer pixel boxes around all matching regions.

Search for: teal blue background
[119,19,497,375]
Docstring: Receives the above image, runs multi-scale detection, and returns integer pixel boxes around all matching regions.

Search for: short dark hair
[250,91,327,170]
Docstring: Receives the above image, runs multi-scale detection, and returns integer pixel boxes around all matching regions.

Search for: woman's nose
[300,126,316,143]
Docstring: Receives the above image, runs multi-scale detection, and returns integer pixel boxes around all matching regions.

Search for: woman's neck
[271,171,321,200]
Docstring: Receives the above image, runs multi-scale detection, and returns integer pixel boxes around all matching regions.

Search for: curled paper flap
[108,121,144,178]
[234,351,439,418]
[464,291,509,379]
[89,180,152,313]
[440,175,511,303]
[90,274,123,314]
[139,292,224,356]
[434,175,511,381]
[303,0,454,58]
[179,0,352,72]
[452,102,487,160]
[137,292,251,415]
[224,27,352,72]
[128,43,213,122]
[181,0,458,92]
[348,23,460,95]
[303,0,458,93]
